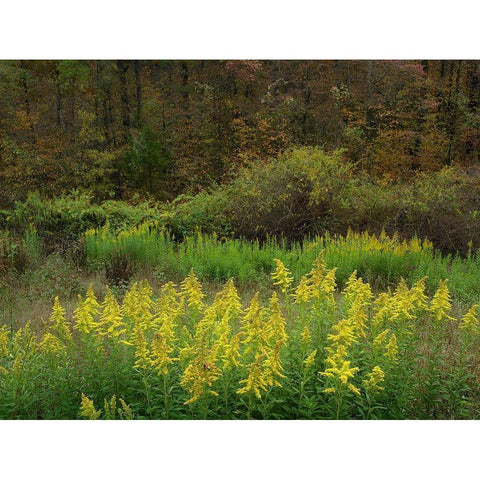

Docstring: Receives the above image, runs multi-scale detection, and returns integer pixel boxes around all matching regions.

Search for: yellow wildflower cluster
[430,279,453,322]
[80,393,133,420]
[271,259,293,293]
[181,269,205,312]
[237,291,288,399]
[293,252,337,305]
[460,305,479,334]
[2,253,478,420]
[74,285,100,334]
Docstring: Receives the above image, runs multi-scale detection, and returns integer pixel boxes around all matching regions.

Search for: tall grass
[84,225,480,302]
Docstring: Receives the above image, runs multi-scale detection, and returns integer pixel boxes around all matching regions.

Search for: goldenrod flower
[104,395,117,420]
[74,285,100,334]
[319,267,337,302]
[460,304,479,334]
[410,276,428,310]
[122,281,154,334]
[327,320,357,349]
[392,279,416,322]
[181,269,205,312]
[271,259,293,293]
[97,287,126,338]
[180,295,222,404]
[0,325,9,357]
[133,324,152,370]
[118,398,134,420]
[304,349,317,370]
[373,329,390,348]
[39,332,65,355]
[218,278,243,320]
[385,334,398,361]
[221,332,242,371]
[430,279,453,321]
[293,275,313,304]
[151,330,176,376]
[301,325,312,347]
[237,352,268,399]
[48,296,72,342]
[80,394,101,420]
[239,293,265,353]
[363,366,385,393]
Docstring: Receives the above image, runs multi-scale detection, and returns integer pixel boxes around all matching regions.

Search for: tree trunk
[117,60,131,137]
[134,60,142,128]
[19,60,36,144]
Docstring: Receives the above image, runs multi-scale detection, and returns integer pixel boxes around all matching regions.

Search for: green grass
[84,225,480,303]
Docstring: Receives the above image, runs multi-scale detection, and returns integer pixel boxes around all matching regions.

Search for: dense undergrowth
[0,256,479,420]
[2,148,480,256]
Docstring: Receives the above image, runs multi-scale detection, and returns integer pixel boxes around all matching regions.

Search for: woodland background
[1,60,478,205]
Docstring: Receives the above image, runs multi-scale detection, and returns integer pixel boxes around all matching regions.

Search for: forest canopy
[1,60,479,207]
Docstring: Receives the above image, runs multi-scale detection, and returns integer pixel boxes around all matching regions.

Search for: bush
[4,191,163,251]
[161,148,480,255]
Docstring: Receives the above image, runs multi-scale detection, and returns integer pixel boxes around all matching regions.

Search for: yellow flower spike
[97,287,126,338]
[151,301,178,376]
[346,298,369,337]
[319,267,337,302]
[12,322,34,353]
[181,351,221,405]
[48,296,72,342]
[154,282,183,327]
[80,394,101,420]
[293,275,313,303]
[372,292,395,329]
[363,366,385,393]
[133,324,153,370]
[104,395,117,420]
[430,279,453,322]
[0,325,10,357]
[236,352,268,399]
[122,282,153,332]
[337,360,359,384]
[385,334,399,361]
[240,293,265,351]
[266,292,287,346]
[347,384,361,395]
[311,251,327,279]
[180,294,224,404]
[121,282,139,323]
[410,276,429,310]
[222,332,242,371]
[326,320,358,349]
[301,325,312,347]
[218,278,243,319]
[460,304,479,334]
[373,329,390,348]
[39,332,65,355]
[263,341,286,387]
[321,358,359,385]
[271,259,293,293]
[392,281,416,323]
[304,349,317,369]
[181,269,205,312]
[117,398,134,420]
[74,285,100,334]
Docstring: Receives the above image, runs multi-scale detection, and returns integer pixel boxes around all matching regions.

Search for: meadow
[1,235,480,419]
[2,165,480,419]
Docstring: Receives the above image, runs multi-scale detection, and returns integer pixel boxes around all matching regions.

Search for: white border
[1,0,479,58]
